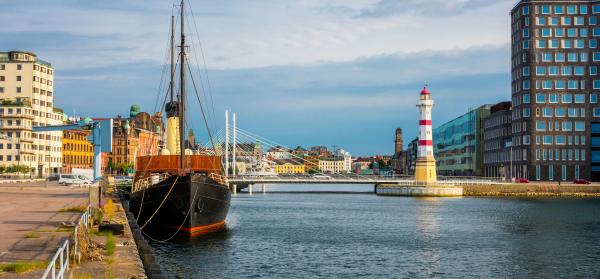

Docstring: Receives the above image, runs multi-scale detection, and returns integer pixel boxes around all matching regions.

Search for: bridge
[208,111,505,193]
[226,174,505,193]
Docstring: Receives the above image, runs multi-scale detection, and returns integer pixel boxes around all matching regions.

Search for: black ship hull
[129,174,231,236]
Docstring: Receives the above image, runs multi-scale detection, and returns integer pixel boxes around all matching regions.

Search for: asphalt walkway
[0,182,87,278]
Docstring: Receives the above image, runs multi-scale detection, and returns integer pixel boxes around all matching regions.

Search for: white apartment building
[318,157,346,174]
[0,51,63,176]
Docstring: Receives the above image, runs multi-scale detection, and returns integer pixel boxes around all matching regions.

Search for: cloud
[357,0,512,17]
[0,0,513,69]
[0,0,515,155]
[51,45,510,155]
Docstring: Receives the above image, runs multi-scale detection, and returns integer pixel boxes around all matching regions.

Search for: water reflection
[147,185,600,278]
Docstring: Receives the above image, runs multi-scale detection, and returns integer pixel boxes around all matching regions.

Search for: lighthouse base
[376,185,463,197]
[414,157,437,184]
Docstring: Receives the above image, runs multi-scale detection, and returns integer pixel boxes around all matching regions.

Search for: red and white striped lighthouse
[415,85,437,183]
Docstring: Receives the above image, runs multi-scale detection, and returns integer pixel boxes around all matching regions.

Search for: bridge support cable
[226,125,373,181]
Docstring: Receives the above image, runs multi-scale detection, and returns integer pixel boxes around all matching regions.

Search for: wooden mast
[170,15,175,103]
[179,0,186,172]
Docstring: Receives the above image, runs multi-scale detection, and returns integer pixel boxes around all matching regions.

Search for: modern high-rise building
[483,102,513,179]
[511,1,600,181]
[0,51,63,176]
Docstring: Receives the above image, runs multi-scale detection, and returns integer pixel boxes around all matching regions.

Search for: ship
[129,0,231,237]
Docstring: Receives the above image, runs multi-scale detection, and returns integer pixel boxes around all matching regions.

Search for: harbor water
[148,184,600,278]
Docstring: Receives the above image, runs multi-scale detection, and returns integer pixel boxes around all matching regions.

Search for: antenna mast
[179,0,186,172]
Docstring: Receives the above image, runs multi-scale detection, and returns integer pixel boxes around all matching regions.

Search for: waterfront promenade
[0,182,87,278]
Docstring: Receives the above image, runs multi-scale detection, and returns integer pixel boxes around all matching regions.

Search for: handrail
[73,205,92,263]
[41,239,69,279]
[41,205,91,279]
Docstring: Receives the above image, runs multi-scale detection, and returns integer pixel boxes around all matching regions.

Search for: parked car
[573,179,591,184]
[47,174,60,182]
[516,178,529,183]
[58,174,92,186]
[311,173,332,179]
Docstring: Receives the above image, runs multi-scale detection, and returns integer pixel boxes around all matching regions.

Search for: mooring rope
[139,175,180,230]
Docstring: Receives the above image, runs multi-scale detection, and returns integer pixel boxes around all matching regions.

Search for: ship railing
[132,173,172,192]
[208,172,228,185]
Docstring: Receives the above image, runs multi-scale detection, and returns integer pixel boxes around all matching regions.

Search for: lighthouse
[415,86,437,183]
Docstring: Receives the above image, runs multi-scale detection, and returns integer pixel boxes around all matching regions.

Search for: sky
[0,0,516,156]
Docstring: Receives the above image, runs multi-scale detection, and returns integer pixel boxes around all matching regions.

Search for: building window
[536,66,546,75]
[575,94,585,103]
[556,135,567,145]
[575,121,585,131]
[542,5,551,14]
[563,121,573,131]
[536,93,547,103]
[16,65,21,70]
[16,87,21,93]
[568,52,578,61]
[544,135,553,145]
[568,80,578,89]
[536,121,547,131]
[536,165,541,180]
[523,94,530,103]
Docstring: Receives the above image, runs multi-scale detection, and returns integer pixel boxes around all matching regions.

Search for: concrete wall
[463,183,600,196]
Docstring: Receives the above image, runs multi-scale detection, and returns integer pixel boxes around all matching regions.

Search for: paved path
[0,182,87,277]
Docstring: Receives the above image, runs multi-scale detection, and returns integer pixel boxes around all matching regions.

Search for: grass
[23,232,40,239]
[92,230,108,237]
[105,232,116,256]
[0,261,47,273]
[58,205,87,213]
[72,273,94,279]
[55,226,74,232]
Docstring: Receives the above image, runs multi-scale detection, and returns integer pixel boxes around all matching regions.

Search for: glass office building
[433,105,491,176]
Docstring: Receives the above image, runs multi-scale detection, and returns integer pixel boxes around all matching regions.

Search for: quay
[376,182,600,197]
[0,182,87,278]
[0,180,149,278]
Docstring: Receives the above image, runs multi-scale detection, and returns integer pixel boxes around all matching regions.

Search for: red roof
[420,86,430,95]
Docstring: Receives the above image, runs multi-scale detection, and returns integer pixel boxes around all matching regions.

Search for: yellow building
[62,130,93,174]
[274,159,305,174]
[0,51,63,176]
